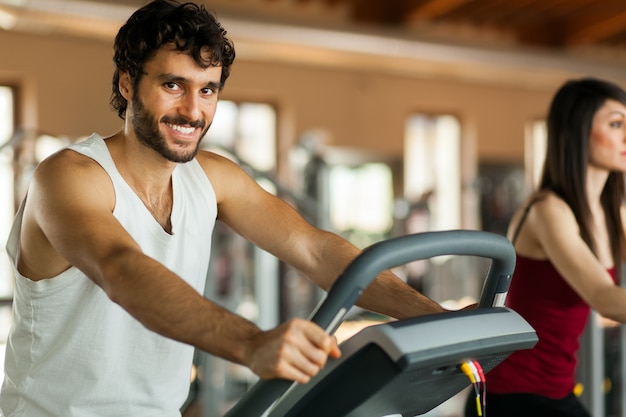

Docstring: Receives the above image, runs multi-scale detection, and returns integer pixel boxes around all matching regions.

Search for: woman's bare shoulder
[508,190,576,257]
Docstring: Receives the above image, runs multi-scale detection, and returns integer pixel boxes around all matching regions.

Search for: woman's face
[588,99,626,172]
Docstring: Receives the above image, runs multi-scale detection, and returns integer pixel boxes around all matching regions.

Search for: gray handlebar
[223,230,516,417]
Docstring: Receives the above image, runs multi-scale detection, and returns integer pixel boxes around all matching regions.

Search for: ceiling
[1,0,626,86]
[1,0,626,50]
[204,0,626,52]
[317,0,626,50]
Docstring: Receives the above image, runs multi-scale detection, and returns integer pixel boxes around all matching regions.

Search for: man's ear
[119,71,132,100]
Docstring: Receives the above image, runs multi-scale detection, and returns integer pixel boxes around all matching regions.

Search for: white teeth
[167,123,195,135]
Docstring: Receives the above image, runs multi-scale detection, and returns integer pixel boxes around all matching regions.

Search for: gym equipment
[223,230,538,417]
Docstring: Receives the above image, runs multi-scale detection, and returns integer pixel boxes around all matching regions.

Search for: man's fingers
[247,318,343,383]
[328,339,342,359]
[299,320,342,357]
[280,343,323,384]
[273,320,341,381]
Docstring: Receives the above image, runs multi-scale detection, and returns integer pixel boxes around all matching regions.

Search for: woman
[465,77,626,417]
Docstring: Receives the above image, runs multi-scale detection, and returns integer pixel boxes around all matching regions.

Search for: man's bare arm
[202,151,446,320]
[19,150,338,383]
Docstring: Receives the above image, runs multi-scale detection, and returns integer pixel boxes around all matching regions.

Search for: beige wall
[0,29,556,167]
[0,31,119,138]
[222,60,554,166]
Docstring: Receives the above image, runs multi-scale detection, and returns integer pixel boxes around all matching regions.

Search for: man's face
[126,46,223,162]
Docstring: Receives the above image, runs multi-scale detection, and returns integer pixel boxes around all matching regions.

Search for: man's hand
[244,318,341,384]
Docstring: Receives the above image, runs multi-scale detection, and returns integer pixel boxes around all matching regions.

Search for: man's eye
[165,82,180,90]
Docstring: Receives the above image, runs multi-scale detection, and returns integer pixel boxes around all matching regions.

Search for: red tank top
[486,254,615,399]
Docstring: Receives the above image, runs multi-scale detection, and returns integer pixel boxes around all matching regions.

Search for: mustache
[161,116,206,129]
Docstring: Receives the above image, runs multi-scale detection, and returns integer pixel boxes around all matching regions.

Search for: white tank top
[1,134,217,417]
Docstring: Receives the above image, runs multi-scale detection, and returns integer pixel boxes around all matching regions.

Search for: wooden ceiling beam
[348,0,406,24]
[564,8,626,45]
[403,0,473,21]
[348,0,479,25]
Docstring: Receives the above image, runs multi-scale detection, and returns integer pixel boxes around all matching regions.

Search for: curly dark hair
[110,0,236,119]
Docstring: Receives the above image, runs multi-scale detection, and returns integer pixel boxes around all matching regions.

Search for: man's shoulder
[42,145,101,170]
[35,142,109,188]
[194,148,243,173]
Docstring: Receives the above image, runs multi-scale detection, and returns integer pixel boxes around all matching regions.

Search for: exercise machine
[224,230,538,417]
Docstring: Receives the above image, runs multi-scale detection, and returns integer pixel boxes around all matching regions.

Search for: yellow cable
[475,394,483,416]
[461,362,482,416]
[461,362,477,383]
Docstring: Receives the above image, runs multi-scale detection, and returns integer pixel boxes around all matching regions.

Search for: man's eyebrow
[205,80,223,90]
[157,73,185,82]
[157,73,222,89]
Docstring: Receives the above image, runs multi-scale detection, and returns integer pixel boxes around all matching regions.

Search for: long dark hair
[110,0,236,119]
[540,77,626,278]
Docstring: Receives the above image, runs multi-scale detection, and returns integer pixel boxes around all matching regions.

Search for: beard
[130,92,209,163]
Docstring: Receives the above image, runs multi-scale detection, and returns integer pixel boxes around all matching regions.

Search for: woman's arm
[523,193,626,322]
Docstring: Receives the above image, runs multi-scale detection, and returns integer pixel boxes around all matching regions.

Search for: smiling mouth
[166,123,197,135]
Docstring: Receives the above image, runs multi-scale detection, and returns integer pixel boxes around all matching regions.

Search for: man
[0,1,446,416]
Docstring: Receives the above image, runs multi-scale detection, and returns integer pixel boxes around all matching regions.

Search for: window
[0,85,15,381]
[404,114,461,232]
[0,86,14,299]
[204,100,276,172]
[329,163,393,240]
[402,113,479,307]
[525,119,547,189]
